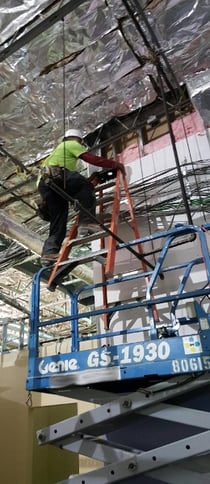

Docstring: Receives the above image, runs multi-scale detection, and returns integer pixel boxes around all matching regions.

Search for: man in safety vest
[38,128,125,265]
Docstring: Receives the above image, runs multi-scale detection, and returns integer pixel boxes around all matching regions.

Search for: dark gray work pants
[38,170,96,256]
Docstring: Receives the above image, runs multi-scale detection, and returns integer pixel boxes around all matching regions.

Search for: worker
[38,128,125,265]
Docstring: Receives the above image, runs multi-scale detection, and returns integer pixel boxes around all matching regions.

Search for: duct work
[0,210,93,285]
[0,291,30,316]
[0,1,209,164]
[187,69,210,128]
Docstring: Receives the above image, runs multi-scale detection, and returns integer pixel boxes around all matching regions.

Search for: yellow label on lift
[183,335,202,354]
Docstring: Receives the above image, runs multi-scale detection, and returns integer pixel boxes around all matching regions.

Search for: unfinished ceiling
[0,0,210,349]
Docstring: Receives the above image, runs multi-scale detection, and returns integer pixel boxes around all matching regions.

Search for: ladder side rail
[98,186,110,331]
[122,174,148,273]
[122,174,160,337]
[104,170,121,278]
[47,216,79,288]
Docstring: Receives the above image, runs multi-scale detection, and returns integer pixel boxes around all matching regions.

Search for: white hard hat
[64,129,83,139]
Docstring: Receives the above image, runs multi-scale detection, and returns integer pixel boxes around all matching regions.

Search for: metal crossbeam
[56,436,210,483]
[36,375,210,483]
[37,375,209,446]
[58,430,210,483]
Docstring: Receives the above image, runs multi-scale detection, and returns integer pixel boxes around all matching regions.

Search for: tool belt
[40,165,64,184]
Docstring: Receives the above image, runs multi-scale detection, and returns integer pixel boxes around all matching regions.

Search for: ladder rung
[95,180,117,191]
[95,255,107,264]
[96,195,114,205]
[66,230,108,248]
[57,248,108,267]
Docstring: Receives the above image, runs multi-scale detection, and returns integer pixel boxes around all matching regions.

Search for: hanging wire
[180,113,208,223]
[161,95,208,225]
[135,124,176,222]
[136,129,157,267]
[119,0,203,227]
[62,17,67,189]
[133,164,210,216]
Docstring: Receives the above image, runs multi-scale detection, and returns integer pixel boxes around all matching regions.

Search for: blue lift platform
[26,223,210,483]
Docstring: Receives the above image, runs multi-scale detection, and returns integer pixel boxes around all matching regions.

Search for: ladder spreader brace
[45,168,159,328]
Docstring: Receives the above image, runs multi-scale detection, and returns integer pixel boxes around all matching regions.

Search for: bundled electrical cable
[0,239,31,271]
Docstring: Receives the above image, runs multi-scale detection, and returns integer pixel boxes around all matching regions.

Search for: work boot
[77,223,105,238]
[40,253,59,266]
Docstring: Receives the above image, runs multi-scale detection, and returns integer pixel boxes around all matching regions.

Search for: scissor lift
[27,172,210,482]
[36,374,210,484]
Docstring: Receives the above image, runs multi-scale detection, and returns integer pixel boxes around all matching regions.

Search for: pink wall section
[120,112,205,164]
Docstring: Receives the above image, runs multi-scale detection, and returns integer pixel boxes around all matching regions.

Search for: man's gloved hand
[115,161,126,176]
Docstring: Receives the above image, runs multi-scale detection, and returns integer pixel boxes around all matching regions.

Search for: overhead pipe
[0,291,30,315]
[156,65,193,225]
[0,210,93,285]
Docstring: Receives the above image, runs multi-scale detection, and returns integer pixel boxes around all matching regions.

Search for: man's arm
[80,151,125,175]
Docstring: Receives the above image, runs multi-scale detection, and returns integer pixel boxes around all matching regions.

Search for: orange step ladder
[46,169,159,328]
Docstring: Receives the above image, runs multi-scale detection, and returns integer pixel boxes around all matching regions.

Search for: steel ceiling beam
[0,291,30,315]
[0,0,87,63]
[86,89,192,151]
